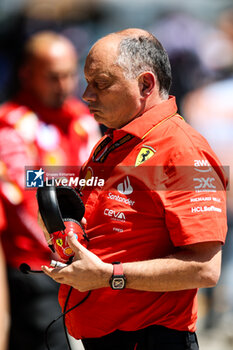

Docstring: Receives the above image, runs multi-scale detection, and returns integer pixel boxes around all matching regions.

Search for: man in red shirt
[42,29,227,350]
[0,31,100,350]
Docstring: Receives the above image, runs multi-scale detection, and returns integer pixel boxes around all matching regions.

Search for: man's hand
[41,232,113,292]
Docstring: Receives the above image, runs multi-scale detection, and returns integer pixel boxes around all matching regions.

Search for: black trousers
[7,267,67,350]
[82,325,199,350]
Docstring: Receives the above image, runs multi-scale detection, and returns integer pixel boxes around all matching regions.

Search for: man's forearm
[122,243,221,292]
[42,236,222,293]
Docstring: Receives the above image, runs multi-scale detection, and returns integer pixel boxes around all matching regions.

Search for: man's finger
[81,217,87,226]
[41,265,67,284]
[41,265,63,277]
[67,231,86,254]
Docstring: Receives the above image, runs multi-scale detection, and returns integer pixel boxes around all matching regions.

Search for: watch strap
[110,262,126,290]
[113,262,123,275]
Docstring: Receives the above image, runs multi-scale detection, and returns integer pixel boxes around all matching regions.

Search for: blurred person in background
[0,199,9,350]
[0,31,100,350]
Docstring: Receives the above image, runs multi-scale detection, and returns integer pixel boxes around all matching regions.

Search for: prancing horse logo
[140,150,150,163]
[135,146,156,166]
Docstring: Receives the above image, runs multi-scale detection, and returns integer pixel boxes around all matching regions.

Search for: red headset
[37,185,88,263]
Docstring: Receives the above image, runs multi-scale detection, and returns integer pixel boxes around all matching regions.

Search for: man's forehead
[84,28,151,75]
[89,42,118,64]
[84,38,120,77]
[84,55,106,75]
[84,58,116,80]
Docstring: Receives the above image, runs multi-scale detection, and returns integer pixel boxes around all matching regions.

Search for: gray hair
[116,35,172,97]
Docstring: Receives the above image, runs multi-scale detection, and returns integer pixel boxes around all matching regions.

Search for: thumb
[81,217,87,227]
[67,231,86,256]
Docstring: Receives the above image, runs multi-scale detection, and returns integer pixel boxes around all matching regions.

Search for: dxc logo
[193,177,216,190]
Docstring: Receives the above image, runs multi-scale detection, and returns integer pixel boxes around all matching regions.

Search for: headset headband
[37,186,85,234]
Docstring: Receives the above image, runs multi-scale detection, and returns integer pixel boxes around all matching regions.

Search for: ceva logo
[104,209,126,221]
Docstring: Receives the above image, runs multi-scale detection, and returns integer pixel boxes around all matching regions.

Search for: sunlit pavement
[198,328,233,350]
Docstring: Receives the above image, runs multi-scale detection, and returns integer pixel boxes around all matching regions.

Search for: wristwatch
[109,262,126,290]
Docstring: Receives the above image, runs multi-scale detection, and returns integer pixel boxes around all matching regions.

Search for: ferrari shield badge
[135,146,155,166]
[56,238,63,247]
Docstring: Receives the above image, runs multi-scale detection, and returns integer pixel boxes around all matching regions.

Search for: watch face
[112,277,125,289]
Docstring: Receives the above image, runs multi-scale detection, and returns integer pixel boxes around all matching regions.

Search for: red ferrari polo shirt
[59,96,227,339]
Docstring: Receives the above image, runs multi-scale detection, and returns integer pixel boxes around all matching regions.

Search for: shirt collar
[111,96,177,139]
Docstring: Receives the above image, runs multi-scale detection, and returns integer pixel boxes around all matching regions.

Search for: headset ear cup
[56,187,85,222]
[37,186,85,234]
[63,219,89,247]
[51,219,88,262]
[37,185,87,262]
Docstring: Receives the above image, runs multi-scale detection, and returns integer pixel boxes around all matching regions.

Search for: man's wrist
[98,262,113,288]
[109,262,126,290]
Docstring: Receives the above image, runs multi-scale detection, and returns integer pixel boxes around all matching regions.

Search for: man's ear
[138,72,156,97]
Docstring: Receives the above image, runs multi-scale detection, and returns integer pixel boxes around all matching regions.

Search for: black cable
[63,287,73,350]
[45,288,91,350]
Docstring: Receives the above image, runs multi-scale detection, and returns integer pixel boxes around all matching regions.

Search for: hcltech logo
[26,168,44,188]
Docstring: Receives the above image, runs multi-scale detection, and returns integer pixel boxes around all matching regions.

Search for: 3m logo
[193,177,216,191]
[117,176,133,195]
[104,209,126,222]
[194,160,212,173]
[26,168,44,188]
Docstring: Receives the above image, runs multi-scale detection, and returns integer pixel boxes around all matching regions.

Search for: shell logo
[64,247,73,256]
[80,166,93,191]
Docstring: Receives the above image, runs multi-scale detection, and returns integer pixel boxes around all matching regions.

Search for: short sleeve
[155,129,228,247]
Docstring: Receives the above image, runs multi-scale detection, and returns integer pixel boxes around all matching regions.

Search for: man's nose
[82,85,96,102]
